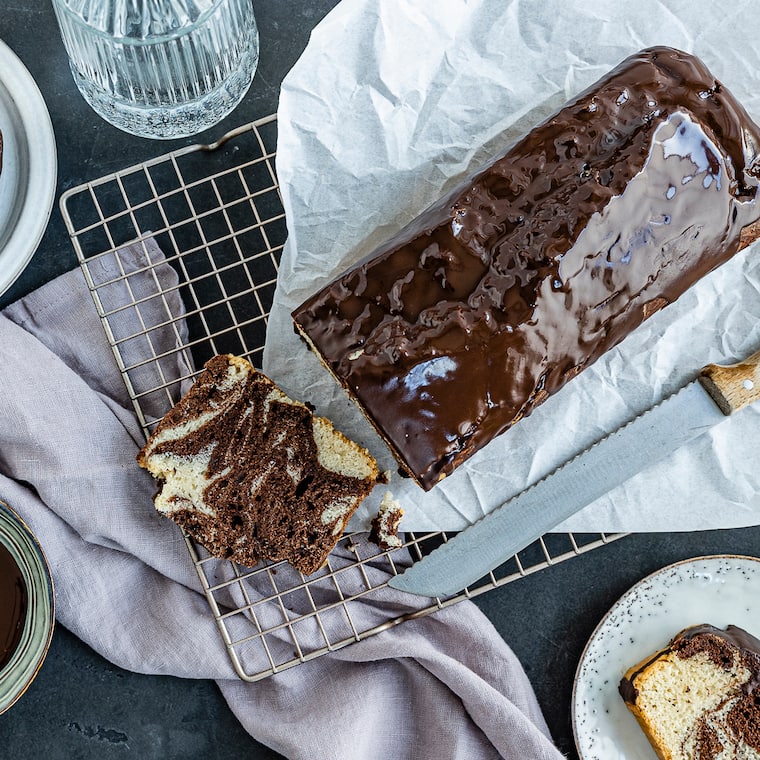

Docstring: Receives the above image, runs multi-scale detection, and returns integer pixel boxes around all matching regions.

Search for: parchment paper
[263,0,760,532]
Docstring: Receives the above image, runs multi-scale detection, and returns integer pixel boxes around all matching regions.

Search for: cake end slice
[137,354,379,574]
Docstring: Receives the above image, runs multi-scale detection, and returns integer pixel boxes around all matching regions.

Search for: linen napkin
[0,242,565,760]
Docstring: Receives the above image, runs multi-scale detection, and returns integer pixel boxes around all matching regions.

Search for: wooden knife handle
[699,347,760,415]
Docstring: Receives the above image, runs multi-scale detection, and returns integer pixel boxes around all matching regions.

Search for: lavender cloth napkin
[0,246,565,760]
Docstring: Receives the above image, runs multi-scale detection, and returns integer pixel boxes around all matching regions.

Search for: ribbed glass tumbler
[51,0,259,139]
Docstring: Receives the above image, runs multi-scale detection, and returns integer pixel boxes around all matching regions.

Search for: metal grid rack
[60,114,626,682]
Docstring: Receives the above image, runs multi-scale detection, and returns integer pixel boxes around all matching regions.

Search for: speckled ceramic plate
[0,500,54,714]
[571,554,760,760]
[0,37,57,297]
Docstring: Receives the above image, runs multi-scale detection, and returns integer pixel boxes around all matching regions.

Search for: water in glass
[52,0,259,139]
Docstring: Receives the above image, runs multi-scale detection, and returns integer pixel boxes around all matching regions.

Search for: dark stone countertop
[2,3,760,759]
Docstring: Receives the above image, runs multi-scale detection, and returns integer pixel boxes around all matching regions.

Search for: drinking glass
[51,0,260,139]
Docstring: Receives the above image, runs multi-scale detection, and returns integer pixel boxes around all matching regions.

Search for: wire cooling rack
[60,114,627,681]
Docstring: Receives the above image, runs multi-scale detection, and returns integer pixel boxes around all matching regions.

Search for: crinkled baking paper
[263,0,760,532]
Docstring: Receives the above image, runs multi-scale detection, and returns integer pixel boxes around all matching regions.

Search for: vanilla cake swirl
[137,354,379,574]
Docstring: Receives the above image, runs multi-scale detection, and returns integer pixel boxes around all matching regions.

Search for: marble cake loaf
[619,624,760,760]
[137,354,379,575]
[292,46,760,491]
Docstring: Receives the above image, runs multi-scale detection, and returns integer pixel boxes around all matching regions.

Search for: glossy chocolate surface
[293,47,760,490]
[0,541,27,670]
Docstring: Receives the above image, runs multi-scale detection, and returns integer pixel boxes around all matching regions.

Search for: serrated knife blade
[388,348,760,598]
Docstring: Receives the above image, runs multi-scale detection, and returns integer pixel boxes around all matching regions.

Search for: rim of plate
[0,37,57,298]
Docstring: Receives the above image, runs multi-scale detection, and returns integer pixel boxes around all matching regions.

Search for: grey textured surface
[1,3,760,759]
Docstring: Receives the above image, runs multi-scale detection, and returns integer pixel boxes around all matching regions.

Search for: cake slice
[619,624,760,760]
[137,354,379,574]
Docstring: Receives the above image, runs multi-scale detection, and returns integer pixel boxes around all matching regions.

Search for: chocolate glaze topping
[0,541,27,671]
[293,46,760,490]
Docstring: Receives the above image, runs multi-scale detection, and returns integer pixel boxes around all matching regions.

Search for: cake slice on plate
[619,623,760,760]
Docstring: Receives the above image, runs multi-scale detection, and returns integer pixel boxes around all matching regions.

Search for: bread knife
[388,347,760,597]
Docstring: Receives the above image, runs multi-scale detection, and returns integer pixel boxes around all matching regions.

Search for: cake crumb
[369,492,404,550]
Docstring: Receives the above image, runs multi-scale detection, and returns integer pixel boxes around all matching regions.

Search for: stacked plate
[0,38,56,298]
[0,500,54,713]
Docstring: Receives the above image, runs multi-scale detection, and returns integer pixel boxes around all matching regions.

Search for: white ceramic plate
[0,500,54,714]
[0,38,57,298]
[571,554,760,760]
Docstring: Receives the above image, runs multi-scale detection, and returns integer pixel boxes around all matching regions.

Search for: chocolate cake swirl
[292,46,760,490]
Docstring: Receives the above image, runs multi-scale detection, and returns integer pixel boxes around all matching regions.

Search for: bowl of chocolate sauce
[0,500,54,713]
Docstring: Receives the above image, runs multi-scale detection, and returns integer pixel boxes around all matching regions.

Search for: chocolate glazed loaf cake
[620,624,760,760]
[292,46,760,490]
